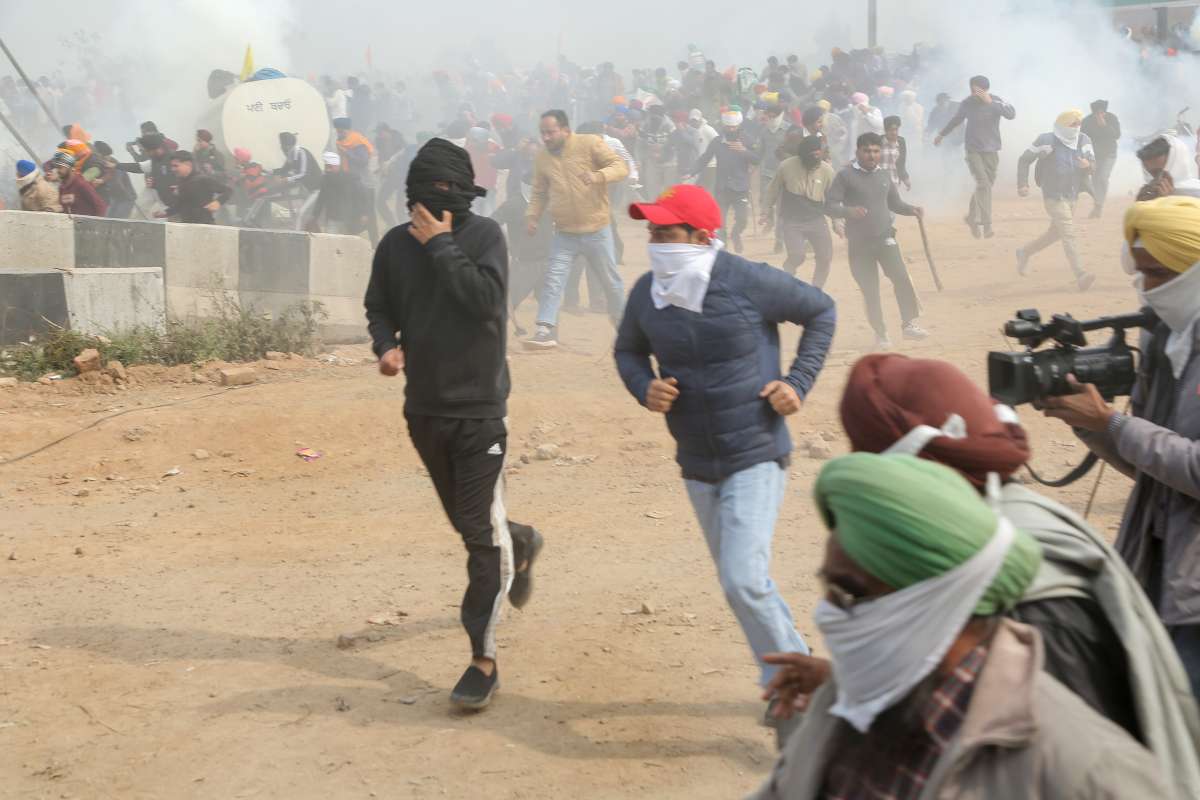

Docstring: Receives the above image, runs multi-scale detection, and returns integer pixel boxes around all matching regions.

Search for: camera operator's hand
[1039,375,1114,432]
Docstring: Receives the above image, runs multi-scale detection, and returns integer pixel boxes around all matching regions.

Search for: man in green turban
[751,453,1166,799]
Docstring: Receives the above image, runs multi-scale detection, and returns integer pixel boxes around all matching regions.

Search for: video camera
[988,309,1158,406]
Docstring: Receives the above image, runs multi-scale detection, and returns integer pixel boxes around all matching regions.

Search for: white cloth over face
[814,518,1016,733]
[1054,123,1081,149]
[648,240,723,313]
[1136,134,1200,198]
[1136,260,1200,378]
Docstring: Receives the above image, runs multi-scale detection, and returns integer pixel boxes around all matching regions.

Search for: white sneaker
[902,322,930,341]
[874,335,892,351]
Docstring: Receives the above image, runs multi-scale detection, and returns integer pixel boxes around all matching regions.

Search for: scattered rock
[335,634,359,650]
[519,453,531,464]
[819,431,836,442]
[192,449,211,461]
[8,551,16,561]
[72,489,89,498]
[38,373,60,385]
[644,510,669,520]
[192,373,209,384]
[640,603,655,615]
[218,367,256,387]
[334,696,350,712]
[73,546,83,556]
[265,351,288,361]
[397,696,419,705]
[0,377,17,388]
[808,441,834,460]
[534,443,560,461]
[106,360,128,383]
[73,348,101,374]
[555,455,597,466]
[619,440,658,451]
[161,466,181,479]
[123,427,147,442]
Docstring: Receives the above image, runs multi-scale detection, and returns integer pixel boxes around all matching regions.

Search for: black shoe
[509,528,544,609]
[523,326,558,350]
[451,665,498,710]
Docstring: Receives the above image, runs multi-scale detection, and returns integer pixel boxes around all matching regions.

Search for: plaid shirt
[880,140,901,184]
[822,644,988,800]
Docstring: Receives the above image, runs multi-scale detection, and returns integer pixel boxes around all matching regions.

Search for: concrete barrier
[0,210,374,345]
[164,223,240,319]
[0,266,165,344]
[63,267,166,334]
[308,233,373,341]
[0,211,74,270]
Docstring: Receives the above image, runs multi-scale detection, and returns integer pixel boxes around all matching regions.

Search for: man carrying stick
[826,132,928,350]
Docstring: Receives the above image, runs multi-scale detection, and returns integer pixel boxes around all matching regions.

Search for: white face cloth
[815,518,1016,733]
[648,241,722,313]
[1053,123,1081,150]
[1136,261,1200,378]
[1142,133,1199,183]
[882,405,1020,457]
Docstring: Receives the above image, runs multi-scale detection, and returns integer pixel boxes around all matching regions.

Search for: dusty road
[1,190,1142,799]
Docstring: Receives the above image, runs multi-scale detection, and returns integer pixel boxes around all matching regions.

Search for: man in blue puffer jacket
[614,183,837,709]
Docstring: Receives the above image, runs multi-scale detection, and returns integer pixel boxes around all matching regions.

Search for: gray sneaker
[523,326,558,350]
[1077,272,1096,292]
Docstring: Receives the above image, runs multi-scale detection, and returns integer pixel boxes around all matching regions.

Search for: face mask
[648,241,721,313]
[407,183,474,220]
[1054,123,1081,150]
[1136,264,1200,378]
[815,518,1015,733]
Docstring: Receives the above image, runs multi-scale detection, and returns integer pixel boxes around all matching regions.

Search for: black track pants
[406,415,532,660]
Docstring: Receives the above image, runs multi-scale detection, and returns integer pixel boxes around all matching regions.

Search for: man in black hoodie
[364,137,544,711]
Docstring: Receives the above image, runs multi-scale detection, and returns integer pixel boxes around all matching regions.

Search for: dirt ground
[1,189,1142,799]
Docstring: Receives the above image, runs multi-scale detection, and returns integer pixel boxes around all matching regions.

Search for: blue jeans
[536,227,624,328]
[685,461,809,687]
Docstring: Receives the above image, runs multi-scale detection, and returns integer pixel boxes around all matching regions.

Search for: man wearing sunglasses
[751,453,1166,799]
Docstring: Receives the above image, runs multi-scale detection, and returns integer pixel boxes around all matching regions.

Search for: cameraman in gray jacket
[1042,197,1200,700]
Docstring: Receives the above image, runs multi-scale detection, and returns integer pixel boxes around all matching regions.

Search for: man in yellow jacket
[524,109,629,348]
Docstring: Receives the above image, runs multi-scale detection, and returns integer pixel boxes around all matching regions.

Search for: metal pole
[868,0,878,48]
[0,103,40,163]
[1156,6,1169,44]
[0,37,62,134]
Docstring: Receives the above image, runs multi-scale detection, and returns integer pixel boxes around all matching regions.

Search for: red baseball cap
[629,184,722,234]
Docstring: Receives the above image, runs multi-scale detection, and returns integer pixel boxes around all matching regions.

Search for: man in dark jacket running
[615,183,836,721]
[155,151,232,224]
[364,138,543,711]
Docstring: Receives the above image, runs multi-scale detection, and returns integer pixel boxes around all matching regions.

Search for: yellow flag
[239,44,254,81]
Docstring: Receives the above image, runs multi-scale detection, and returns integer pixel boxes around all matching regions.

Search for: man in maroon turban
[763,354,1200,786]
[839,353,1029,488]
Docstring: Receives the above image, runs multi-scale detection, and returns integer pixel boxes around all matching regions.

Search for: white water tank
[203,77,330,170]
